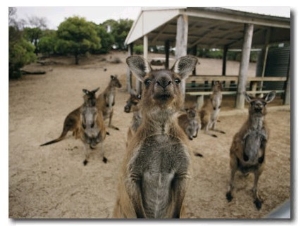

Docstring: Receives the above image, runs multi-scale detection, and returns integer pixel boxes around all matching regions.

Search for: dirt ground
[9,52,291,219]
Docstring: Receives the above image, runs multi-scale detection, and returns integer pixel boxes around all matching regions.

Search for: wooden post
[259,28,271,97]
[284,55,290,105]
[222,45,228,76]
[236,24,254,109]
[175,14,188,95]
[165,40,170,69]
[192,45,197,75]
[127,43,133,93]
[175,15,188,59]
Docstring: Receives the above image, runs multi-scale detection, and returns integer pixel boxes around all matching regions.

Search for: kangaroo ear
[244,92,255,103]
[82,89,89,95]
[263,91,276,103]
[126,56,152,82]
[92,87,100,94]
[171,55,198,80]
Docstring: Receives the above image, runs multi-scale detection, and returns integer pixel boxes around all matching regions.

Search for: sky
[15,6,142,29]
[13,6,291,30]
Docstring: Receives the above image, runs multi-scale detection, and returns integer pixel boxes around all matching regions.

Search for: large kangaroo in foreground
[226,91,276,210]
[96,75,122,130]
[112,55,198,218]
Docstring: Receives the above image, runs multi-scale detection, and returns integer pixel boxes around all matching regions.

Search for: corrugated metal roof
[125,7,290,49]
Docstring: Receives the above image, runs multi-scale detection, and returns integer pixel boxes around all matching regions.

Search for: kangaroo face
[110,75,122,88]
[124,92,141,113]
[186,107,197,119]
[83,87,99,107]
[143,70,182,107]
[245,91,276,117]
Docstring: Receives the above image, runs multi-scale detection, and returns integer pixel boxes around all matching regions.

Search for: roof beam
[184,8,290,29]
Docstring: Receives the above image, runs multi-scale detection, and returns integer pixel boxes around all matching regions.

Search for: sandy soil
[9,52,290,219]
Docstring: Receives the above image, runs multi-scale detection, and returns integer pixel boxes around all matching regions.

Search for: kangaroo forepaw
[226,192,233,202]
[103,157,108,163]
[254,198,262,210]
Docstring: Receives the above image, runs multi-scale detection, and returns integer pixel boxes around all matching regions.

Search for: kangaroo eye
[144,79,152,86]
[174,79,181,84]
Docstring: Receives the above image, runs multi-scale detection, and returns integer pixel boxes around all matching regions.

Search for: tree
[9,7,36,79]
[37,30,58,56]
[93,24,114,54]
[102,19,133,50]
[56,16,101,64]
[21,16,48,55]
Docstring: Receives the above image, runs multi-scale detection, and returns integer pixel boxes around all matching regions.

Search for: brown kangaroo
[77,88,107,165]
[112,55,198,218]
[124,90,142,145]
[178,105,200,141]
[124,89,141,113]
[40,89,94,146]
[40,75,120,146]
[226,91,276,210]
[199,81,225,138]
[96,75,122,130]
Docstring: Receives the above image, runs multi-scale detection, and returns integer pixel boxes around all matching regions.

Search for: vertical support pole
[192,45,197,75]
[284,55,290,105]
[236,24,254,109]
[175,14,188,59]
[165,40,170,69]
[175,14,188,96]
[259,28,271,97]
[127,43,133,93]
[222,45,228,76]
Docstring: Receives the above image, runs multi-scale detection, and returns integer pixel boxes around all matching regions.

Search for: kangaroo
[112,55,198,218]
[78,88,107,165]
[96,75,122,130]
[40,86,92,146]
[124,89,141,113]
[124,90,142,144]
[226,91,276,210]
[199,81,225,138]
[178,105,200,141]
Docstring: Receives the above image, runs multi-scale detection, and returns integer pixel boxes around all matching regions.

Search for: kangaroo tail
[40,136,64,146]
[40,130,68,146]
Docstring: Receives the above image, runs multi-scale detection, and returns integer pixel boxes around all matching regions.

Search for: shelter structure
[124,7,290,108]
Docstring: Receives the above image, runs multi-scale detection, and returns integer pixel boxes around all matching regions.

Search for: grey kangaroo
[112,55,198,218]
[226,91,276,210]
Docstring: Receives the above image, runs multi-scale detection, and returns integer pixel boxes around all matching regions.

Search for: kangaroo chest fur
[240,116,267,170]
[129,135,189,218]
[82,107,102,147]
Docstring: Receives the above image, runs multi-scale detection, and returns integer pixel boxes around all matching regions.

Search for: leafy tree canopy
[102,19,133,50]
[56,16,101,64]
[9,8,36,79]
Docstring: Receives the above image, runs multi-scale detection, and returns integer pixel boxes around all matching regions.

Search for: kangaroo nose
[156,77,172,89]
[254,102,263,112]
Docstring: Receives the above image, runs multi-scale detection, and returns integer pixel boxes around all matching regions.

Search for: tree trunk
[75,53,79,65]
